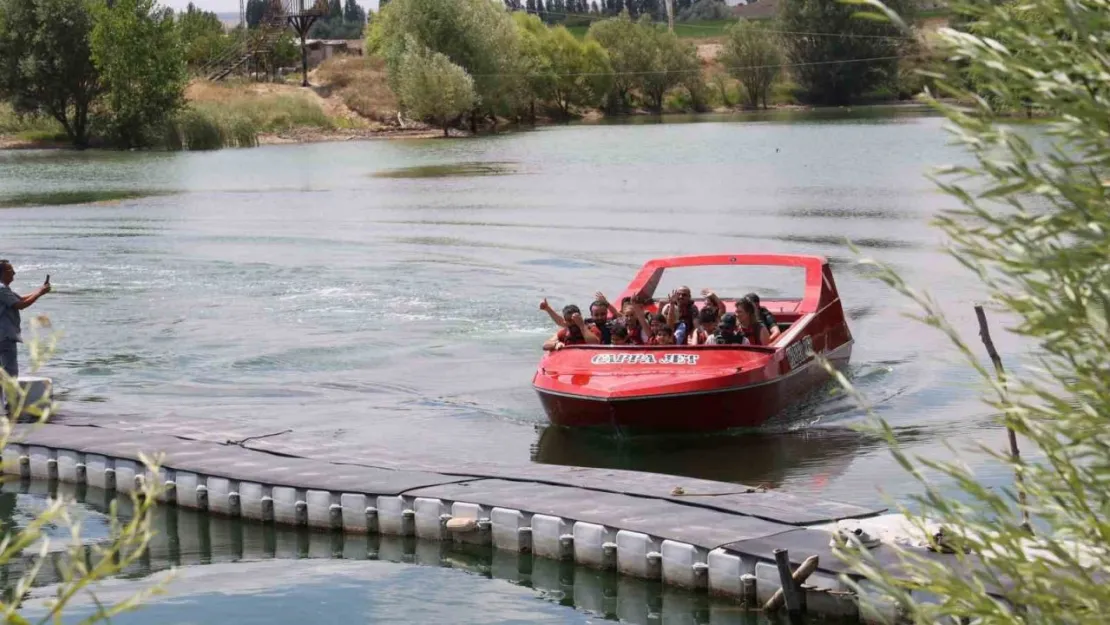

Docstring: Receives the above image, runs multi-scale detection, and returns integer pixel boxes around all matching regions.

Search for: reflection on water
[371,161,519,178]
[3,479,788,625]
[0,189,172,208]
[533,425,875,488]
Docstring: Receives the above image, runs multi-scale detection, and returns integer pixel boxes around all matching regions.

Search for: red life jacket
[558,325,599,345]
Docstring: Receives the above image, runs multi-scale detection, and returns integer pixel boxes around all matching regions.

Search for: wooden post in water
[770,548,805,614]
[974,304,1032,534]
[765,552,818,613]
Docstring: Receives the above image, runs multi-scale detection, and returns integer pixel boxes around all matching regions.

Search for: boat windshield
[633,264,805,303]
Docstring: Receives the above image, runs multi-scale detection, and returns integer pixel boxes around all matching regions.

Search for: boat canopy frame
[618,254,831,315]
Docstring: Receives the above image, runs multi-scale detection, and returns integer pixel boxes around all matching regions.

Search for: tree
[178,2,232,68]
[245,0,267,28]
[327,0,342,19]
[370,0,526,120]
[587,12,656,112]
[590,1,599,13]
[515,14,613,117]
[639,24,698,111]
[778,0,913,105]
[527,0,537,13]
[309,15,365,38]
[718,19,782,109]
[0,0,100,149]
[344,0,366,25]
[829,0,1110,623]
[90,0,187,148]
[397,39,476,136]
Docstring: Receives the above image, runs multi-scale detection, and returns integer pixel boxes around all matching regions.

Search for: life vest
[760,307,777,331]
[714,329,745,345]
[558,324,600,345]
[741,324,762,346]
[587,319,612,345]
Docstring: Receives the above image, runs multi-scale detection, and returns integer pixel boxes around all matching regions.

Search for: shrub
[832,0,1110,622]
[396,40,476,135]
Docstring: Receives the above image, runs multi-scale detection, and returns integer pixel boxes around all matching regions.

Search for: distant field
[566,18,737,40]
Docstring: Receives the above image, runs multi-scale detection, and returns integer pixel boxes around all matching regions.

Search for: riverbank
[2,51,932,152]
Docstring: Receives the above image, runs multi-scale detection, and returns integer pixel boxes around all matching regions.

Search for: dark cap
[720,313,738,329]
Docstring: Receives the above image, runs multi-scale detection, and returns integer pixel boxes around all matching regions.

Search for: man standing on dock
[0,260,51,414]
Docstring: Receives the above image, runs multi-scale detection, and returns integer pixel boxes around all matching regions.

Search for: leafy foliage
[396,39,476,135]
[514,13,612,117]
[640,24,699,112]
[370,0,525,118]
[830,0,1110,622]
[586,13,658,112]
[778,0,913,105]
[587,12,699,113]
[719,19,782,109]
[177,2,233,68]
[90,0,187,148]
[308,0,366,39]
[0,0,101,148]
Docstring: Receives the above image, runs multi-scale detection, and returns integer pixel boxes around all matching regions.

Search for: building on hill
[305,39,364,68]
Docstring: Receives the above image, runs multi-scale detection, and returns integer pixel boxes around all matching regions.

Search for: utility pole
[665,0,674,32]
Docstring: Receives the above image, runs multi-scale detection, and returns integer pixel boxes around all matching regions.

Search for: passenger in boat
[744,292,781,340]
[689,307,720,345]
[609,321,630,345]
[587,292,622,345]
[714,313,745,345]
[650,325,676,345]
[736,297,772,346]
[542,305,601,351]
[620,297,650,344]
[662,286,698,335]
[541,295,619,345]
[700,289,727,321]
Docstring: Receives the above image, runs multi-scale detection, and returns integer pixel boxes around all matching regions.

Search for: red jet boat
[532,254,853,432]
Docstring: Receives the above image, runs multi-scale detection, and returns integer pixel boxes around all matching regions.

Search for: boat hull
[536,343,850,432]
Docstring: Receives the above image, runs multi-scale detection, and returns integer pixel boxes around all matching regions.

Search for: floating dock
[3,416,969,623]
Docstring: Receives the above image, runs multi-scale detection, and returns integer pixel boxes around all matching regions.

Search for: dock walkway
[4,416,960,623]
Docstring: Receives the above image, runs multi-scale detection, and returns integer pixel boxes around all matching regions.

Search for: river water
[0,107,1033,620]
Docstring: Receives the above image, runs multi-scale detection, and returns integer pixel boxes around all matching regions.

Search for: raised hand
[539,298,550,311]
[570,312,586,327]
[594,291,608,304]
[701,288,715,298]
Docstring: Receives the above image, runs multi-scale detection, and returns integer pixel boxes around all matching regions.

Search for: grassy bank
[0,103,69,147]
